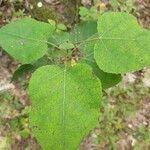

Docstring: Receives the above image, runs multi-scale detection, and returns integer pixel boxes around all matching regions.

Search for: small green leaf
[29,63,102,150]
[94,12,150,73]
[48,19,56,27]
[0,17,55,64]
[12,64,34,81]
[19,129,30,139]
[57,23,67,31]
[49,31,69,46]
[79,7,89,17]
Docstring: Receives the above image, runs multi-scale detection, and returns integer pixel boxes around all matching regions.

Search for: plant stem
[76,37,101,45]
[46,41,62,50]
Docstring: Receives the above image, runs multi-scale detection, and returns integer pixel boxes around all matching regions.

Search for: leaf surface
[29,63,102,150]
[86,61,122,89]
[94,12,150,73]
[69,21,98,43]
[0,17,54,63]
[12,64,34,81]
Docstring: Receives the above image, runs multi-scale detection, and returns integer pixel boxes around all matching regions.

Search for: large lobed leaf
[94,12,150,73]
[0,17,54,64]
[29,63,102,150]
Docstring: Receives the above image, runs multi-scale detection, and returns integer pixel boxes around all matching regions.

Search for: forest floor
[0,0,150,150]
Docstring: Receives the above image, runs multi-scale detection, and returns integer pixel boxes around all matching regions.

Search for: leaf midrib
[62,67,67,149]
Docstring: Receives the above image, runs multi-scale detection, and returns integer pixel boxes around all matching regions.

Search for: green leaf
[79,7,89,17]
[111,0,119,10]
[57,23,67,31]
[94,12,150,73]
[69,21,98,43]
[33,56,50,69]
[49,21,97,50]
[48,19,56,27]
[81,58,122,89]
[0,17,55,64]
[59,41,74,50]
[86,61,122,89]
[49,31,70,46]
[12,64,34,81]
[29,63,102,150]
[19,129,30,139]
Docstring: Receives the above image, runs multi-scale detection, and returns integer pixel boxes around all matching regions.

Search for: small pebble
[143,121,148,125]
[128,124,133,129]
[37,2,43,8]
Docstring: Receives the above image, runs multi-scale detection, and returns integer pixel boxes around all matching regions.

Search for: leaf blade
[0,17,54,64]
[29,63,102,150]
[94,12,150,73]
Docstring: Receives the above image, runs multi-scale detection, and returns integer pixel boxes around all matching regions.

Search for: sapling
[0,12,149,150]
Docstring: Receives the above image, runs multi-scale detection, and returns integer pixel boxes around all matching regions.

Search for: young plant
[0,12,150,149]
